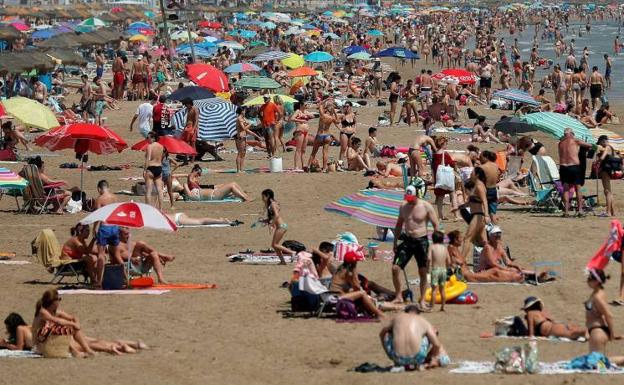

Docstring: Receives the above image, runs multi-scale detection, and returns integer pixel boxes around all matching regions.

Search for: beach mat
[450,361,624,374]
[58,289,170,295]
[0,350,41,359]
[227,253,293,264]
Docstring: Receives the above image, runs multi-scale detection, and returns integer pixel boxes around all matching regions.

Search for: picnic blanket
[58,289,170,295]
[0,350,41,359]
[590,128,624,152]
[451,361,624,374]
[227,253,293,264]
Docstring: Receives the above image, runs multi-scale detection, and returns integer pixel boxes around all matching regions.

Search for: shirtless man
[95,49,105,80]
[558,128,592,217]
[112,52,125,100]
[419,70,433,111]
[392,186,440,310]
[409,134,437,178]
[181,98,199,159]
[445,78,459,120]
[93,77,107,126]
[308,99,338,171]
[131,55,146,100]
[376,159,404,177]
[88,180,119,288]
[590,66,605,110]
[479,150,501,223]
[116,227,174,284]
[379,305,449,370]
[144,131,164,209]
[453,144,480,183]
[79,75,95,122]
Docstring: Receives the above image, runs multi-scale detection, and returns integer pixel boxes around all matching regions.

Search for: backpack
[336,298,358,320]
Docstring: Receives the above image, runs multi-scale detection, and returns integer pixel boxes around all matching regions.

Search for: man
[79,75,95,122]
[379,305,449,370]
[116,227,175,284]
[590,66,605,110]
[260,95,278,158]
[89,180,120,288]
[181,98,198,157]
[418,69,433,111]
[392,185,439,310]
[604,54,612,90]
[112,51,125,100]
[144,131,164,209]
[93,77,107,126]
[129,95,154,138]
[558,128,592,217]
[152,95,167,136]
[95,49,105,80]
[130,54,146,100]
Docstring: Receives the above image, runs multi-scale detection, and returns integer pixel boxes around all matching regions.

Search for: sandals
[610,299,624,307]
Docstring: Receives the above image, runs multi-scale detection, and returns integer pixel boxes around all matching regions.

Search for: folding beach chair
[20,164,66,214]
[527,171,559,212]
[31,229,88,284]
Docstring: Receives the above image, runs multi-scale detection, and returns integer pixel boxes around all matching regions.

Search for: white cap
[405,185,416,196]
[487,224,502,235]
[396,152,408,160]
[137,55,143,60]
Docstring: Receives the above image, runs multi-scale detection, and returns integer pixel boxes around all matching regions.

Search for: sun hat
[521,296,542,310]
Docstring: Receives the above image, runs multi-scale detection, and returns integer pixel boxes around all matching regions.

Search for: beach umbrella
[235,76,281,90]
[343,45,366,55]
[287,66,318,77]
[111,7,124,13]
[129,34,148,42]
[170,30,198,41]
[171,98,237,141]
[198,21,222,29]
[367,29,384,36]
[223,62,261,74]
[432,68,478,85]
[323,32,340,40]
[128,22,150,30]
[80,202,176,232]
[168,86,215,101]
[32,29,56,40]
[250,40,268,47]
[1,97,59,130]
[347,52,372,60]
[131,136,196,155]
[375,47,419,59]
[281,53,304,69]
[493,89,540,107]
[325,189,403,229]
[243,94,297,106]
[260,21,276,30]
[217,41,245,50]
[177,46,216,58]
[186,63,229,92]
[250,50,290,62]
[227,29,256,39]
[493,117,535,135]
[304,51,334,63]
[519,112,596,143]
[79,17,106,28]
[10,22,29,32]
[0,168,28,190]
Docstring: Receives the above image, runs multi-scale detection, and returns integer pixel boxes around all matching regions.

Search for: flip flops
[610,299,624,307]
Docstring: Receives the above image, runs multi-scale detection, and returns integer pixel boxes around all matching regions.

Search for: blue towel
[566,352,611,370]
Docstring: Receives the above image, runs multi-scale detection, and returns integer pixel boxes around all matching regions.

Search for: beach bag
[102,264,125,290]
[65,198,82,214]
[602,156,622,174]
[434,152,455,191]
[494,342,538,374]
[495,316,528,336]
[336,298,358,320]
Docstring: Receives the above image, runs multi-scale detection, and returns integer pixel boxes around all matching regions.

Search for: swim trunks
[590,84,602,99]
[393,234,429,269]
[430,267,447,287]
[96,224,120,247]
[559,164,583,185]
[383,333,429,367]
[486,187,498,214]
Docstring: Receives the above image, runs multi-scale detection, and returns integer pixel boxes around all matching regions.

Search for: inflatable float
[448,290,478,305]
[424,275,468,304]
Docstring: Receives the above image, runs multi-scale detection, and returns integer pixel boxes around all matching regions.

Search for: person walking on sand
[428,231,451,311]
[144,131,164,210]
[260,189,293,265]
[181,98,198,162]
[391,186,440,310]
[558,128,592,217]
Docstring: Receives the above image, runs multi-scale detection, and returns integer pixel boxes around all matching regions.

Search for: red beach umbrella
[186,63,229,92]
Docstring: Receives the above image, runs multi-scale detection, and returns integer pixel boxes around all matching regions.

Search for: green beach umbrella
[236,76,281,90]
[79,17,107,28]
[519,112,596,143]
[250,41,268,47]
[347,52,372,60]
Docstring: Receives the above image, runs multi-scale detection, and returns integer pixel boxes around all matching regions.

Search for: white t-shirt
[136,103,153,138]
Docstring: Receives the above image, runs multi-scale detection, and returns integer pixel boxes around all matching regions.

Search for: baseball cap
[404,186,417,202]
[487,224,502,235]
[344,251,364,264]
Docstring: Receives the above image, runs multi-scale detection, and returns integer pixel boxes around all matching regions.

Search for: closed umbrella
[186,63,229,92]
[519,112,596,143]
[168,86,215,101]
[304,51,334,63]
[171,98,237,141]
[1,97,59,130]
[236,76,281,90]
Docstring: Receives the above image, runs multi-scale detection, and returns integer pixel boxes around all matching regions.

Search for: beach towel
[178,223,235,228]
[227,253,293,264]
[0,350,41,359]
[202,167,305,174]
[334,241,365,262]
[587,220,623,271]
[450,361,624,374]
[182,196,243,203]
[481,334,585,343]
[590,128,624,152]
[149,283,217,290]
[0,260,31,265]
[58,289,170,295]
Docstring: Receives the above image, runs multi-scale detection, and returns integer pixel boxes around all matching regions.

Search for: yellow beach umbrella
[243,94,297,107]
[129,34,148,42]
[281,53,304,69]
[1,97,59,130]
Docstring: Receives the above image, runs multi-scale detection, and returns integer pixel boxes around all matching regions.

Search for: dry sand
[1,60,623,384]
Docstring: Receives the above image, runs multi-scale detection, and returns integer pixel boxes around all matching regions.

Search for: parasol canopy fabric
[325,189,404,229]
[519,112,596,143]
[80,202,176,232]
[1,97,59,130]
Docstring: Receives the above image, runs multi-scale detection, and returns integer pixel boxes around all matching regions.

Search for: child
[428,231,451,311]
[446,230,464,274]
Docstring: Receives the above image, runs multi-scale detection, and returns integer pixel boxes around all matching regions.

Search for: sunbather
[1,121,30,151]
[115,227,175,284]
[379,305,449,370]
[61,223,103,285]
[329,251,386,319]
[0,313,32,350]
[183,164,251,201]
[522,296,587,339]
[165,212,234,227]
[22,157,72,214]
[346,137,372,171]
[311,242,336,287]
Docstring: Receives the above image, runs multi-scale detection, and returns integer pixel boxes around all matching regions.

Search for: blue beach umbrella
[32,29,57,40]
[375,47,419,59]
[343,45,366,55]
[367,29,384,36]
[304,51,334,63]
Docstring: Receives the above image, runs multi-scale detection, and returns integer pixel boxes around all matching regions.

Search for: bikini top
[341,119,355,128]
[188,180,200,190]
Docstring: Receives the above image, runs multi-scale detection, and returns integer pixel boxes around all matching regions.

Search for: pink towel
[334,242,365,262]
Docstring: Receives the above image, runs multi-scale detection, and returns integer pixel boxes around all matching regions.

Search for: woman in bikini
[597,135,616,217]
[183,164,251,201]
[61,224,102,285]
[522,297,586,339]
[289,102,313,171]
[338,102,357,163]
[460,167,489,263]
[235,107,261,173]
[273,96,286,153]
[308,100,338,172]
[0,313,32,350]
[166,212,235,227]
[260,189,293,265]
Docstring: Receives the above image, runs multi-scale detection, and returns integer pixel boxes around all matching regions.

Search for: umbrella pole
[80,159,84,192]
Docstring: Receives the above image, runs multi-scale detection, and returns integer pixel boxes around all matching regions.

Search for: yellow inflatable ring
[424,275,467,304]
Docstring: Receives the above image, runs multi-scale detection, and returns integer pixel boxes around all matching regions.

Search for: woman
[339,102,357,162]
[432,137,460,221]
[596,104,616,125]
[273,96,286,153]
[61,224,102,285]
[22,156,72,213]
[162,149,179,209]
[346,137,372,171]
[459,168,489,264]
[522,297,586,339]
[166,212,234,227]
[329,251,386,319]
[389,75,401,126]
[289,102,313,170]
[183,164,251,201]
[308,101,338,172]
[0,313,32,350]
[585,269,618,355]
[578,99,599,128]
[235,107,261,173]
[597,135,617,217]
[260,189,293,265]
[1,121,30,151]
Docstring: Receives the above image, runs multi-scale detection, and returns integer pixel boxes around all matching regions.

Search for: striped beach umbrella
[172,98,237,141]
[519,112,596,143]
[223,62,261,73]
[79,17,106,28]
[235,76,281,90]
[0,168,28,190]
[303,51,334,63]
[250,50,290,62]
[325,189,403,229]
[493,89,540,106]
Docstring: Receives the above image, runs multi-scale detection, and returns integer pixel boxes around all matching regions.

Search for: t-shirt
[152,102,164,123]
[136,102,153,138]
[260,101,278,127]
